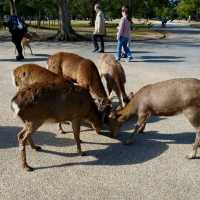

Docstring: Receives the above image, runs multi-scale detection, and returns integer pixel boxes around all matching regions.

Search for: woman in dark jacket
[6,15,27,61]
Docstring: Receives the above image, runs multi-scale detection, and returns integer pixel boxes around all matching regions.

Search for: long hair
[122,5,133,28]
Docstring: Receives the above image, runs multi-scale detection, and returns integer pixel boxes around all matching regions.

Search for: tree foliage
[177,0,200,19]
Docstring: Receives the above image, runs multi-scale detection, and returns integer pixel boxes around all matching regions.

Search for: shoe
[121,53,127,58]
[98,49,104,53]
[126,57,133,62]
[16,55,24,61]
[92,48,99,52]
[115,58,120,62]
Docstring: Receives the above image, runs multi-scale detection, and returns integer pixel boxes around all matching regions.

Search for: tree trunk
[128,0,133,18]
[57,0,76,41]
[37,10,41,28]
[9,0,17,15]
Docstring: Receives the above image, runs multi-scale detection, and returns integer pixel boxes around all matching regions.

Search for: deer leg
[18,121,42,171]
[72,119,85,156]
[105,76,113,100]
[184,107,200,159]
[120,84,129,105]
[27,136,42,151]
[187,130,200,159]
[58,122,71,134]
[125,112,150,145]
[18,126,33,171]
[113,85,123,107]
[58,123,66,134]
[22,44,26,55]
[27,44,33,55]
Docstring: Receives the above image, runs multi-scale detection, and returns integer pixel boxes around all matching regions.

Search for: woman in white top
[93,3,106,53]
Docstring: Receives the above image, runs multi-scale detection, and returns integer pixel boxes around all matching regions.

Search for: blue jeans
[116,36,132,60]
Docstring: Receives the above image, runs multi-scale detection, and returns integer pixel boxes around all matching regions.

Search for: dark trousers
[11,30,24,57]
[93,34,104,51]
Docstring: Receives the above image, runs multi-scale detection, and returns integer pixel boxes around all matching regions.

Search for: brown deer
[12,64,72,133]
[47,52,110,107]
[15,32,39,55]
[11,81,102,171]
[109,78,200,159]
[98,53,130,107]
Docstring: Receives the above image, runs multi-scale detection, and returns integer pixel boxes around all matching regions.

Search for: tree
[177,0,200,20]
[57,0,77,41]
[9,0,17,15]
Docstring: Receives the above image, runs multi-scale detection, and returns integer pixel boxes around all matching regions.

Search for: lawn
[26,20,164,40]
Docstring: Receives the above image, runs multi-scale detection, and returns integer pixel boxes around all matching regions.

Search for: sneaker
[121,53,127,58]
[126,57,133,62]
[92,48,99,53]
[98,49,104,53]
[16,55,24,61]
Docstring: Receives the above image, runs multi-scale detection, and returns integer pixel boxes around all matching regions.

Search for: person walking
[93,3,106,53]
[121,17,133,58]
[6,15,27,61]
[116,6,133,62]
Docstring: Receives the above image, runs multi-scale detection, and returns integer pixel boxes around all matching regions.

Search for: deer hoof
[24,165,34,172]
[186,154,196,160]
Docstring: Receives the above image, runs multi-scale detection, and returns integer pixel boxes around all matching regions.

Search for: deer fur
[15,32,39,55]
[47,52,110,106]
[109,78,200,159]
[11,81,102,171]
[98,53,130,107]
[21,36,33,55]
[13,64,65,91]
[12,64,71,133]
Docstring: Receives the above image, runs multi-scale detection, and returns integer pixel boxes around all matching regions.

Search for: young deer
[11,81,102,171]
[12,63,70,134]
[98,53,130,107]
[47,52,110,107]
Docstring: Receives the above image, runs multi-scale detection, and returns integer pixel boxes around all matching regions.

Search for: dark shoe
[98,49,104,53]
[121,53,127,58]
[92,48,99,53]
[16,55,24,61]
[126,57,133,62]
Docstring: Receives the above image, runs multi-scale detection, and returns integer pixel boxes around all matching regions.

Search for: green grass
[26,20,163,40]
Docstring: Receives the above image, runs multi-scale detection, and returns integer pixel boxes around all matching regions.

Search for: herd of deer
[10,51,200,171]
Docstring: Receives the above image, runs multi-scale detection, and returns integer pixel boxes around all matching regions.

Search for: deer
[98,53,130,107]
[15,32,39,55]
[109,78,200,159]
[12,63,73,134]
[47,52,110,108]
[11,81,103,171]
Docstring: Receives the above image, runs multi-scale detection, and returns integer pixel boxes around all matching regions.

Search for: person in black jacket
[6,15,27,61]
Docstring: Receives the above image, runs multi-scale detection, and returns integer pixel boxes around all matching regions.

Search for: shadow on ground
[0,126,75,149]
[0,57,48,62]
[0,124,195,170]
[33,53,49,57]
[35,130,195,170]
